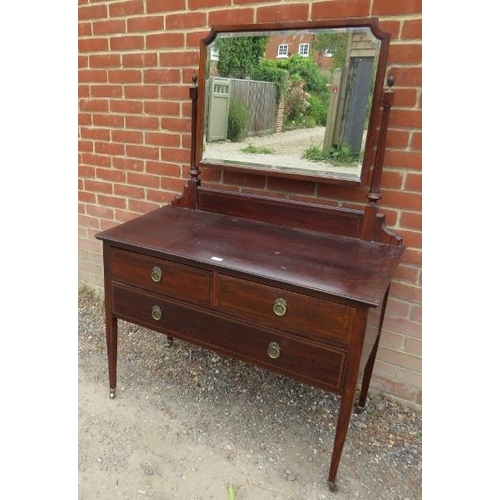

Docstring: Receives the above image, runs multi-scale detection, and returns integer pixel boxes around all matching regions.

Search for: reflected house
[264,32,335,74]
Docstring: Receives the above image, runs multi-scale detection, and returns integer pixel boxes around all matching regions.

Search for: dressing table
[96,17,404,490]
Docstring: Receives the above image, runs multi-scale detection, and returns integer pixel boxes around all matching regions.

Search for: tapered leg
[328,308,369,490]
[106,312,117,399]
[356,289,389,412]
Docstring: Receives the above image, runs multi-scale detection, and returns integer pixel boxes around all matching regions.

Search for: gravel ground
[78,286,421,499]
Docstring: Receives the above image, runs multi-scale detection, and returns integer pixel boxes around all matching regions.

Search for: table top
[96,205,405,306]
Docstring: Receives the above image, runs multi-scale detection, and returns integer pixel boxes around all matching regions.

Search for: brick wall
[78,0,422,407]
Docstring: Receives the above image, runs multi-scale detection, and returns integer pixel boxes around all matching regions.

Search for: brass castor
[109,388,116,399]
[166,337,174,348]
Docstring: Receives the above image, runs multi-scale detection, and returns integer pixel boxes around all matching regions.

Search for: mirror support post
[361,75,395,241]
[187,73,200,209]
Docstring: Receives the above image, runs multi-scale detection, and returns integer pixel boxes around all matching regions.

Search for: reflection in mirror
[201,26,384,183]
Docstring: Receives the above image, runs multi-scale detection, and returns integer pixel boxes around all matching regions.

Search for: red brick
[79,69,107,83]
[79,22,92,37]
[378,20,400,39]
[312,0,370,19]
[411,131,421,151]
[122,52,158,67]
[405,173,422,192]
[144,101,180,116]
[166,12,207,30]
[111,69,143,84]
[145,132,181,147]
[388,43,422,65]
[113,157,145,171]
[79,4,107,21]
[96,167,126,183]
[127,172,160,188]
[109,1,144,17]
[79,190,96,204]
[390,67,422,87]
[95,141,126,156]
[93,114,124,128]
[80,127,110,140]
[146,161,181,177]
[380,169,404,190]
[84,178,113,194]
[115,209,142,223]
[160,177,188,193]
[127,144,160,160]
[146,32,185,49]
[79,37,109,52]
[79,98,109,113]
[110,99,143,114]
[79,55,89,68]
[159,51,199,67]
[127,16,164,32]
[409,304,421,323]
[160,86,190,100]
[146,0,185,14]
[373,0,422,16]
[79,140,93,153]
[385,298,410,319]
[79,164,95,178]
[78,113,92,126]
[81,153,111,168]
[110,35,144,51]
[186,30,211,48]
[401,248,421,267]
[405,337,422,357]
[401,19,422,40]
[126,115,159,130]
[400,211,421,231]
[380,331,404,350]
[384,150,421,170]
[144,69,181,84]
[160,117,191,133]
[378,346,421,372]
[114,183,145,199]
[393,88,419,108]
[97,194,127,209]
[129,199,161,213]
[256,4,309,23]
[93,19,126,35]
[208,8,254,25]
[147,189,177,204]
[390,282,421,305]
[112,130,144,144]
[160,147,190,163]
[189,0,231,9]
[124,85,159,99]
[90,85,122,98]
[390,109,422,129]
[89,54,121,68]
[386,129,410,149]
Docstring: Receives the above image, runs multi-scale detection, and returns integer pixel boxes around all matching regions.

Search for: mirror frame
[195,17,390,187]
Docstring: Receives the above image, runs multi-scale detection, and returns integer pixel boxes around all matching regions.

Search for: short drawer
[217,275,355,345]
[110,248,211,304]
[112,284,347,393]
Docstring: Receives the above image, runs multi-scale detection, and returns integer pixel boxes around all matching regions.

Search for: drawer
[112,284,347,393]
[217,275,355,345]
[110,248,211,305]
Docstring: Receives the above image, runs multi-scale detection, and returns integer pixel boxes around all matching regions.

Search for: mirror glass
[198,22,388,184]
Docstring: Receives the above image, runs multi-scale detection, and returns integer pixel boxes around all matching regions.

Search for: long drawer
[112,284,347,393]
[110,248,211,305]
[217,274,355,346]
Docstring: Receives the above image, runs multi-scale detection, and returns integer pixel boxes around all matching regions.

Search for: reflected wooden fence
[231,78,276,137]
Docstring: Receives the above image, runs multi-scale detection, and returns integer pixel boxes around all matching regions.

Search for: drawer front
[217,275,355,345]
[110,248,211,304]
[112,284,347,393]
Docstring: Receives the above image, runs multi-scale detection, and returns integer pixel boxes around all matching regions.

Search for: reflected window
[299,43,309,56]
[210,47,219,61]
[277,44,288,58]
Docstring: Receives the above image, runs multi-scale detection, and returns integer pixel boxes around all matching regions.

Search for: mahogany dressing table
[96,18,404,490]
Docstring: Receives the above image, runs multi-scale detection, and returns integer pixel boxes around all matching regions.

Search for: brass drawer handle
[151,266,163,282]
[273,298,287,316]
[267,342,281,359]
[151,305,163,321]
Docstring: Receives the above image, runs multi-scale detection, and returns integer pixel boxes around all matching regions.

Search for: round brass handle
[151,305,163,321]
[273,298,287,316]
[151,266,163,282]
[267,342,281,359]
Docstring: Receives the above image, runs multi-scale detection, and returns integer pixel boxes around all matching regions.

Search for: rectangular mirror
[195,19,390,186]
